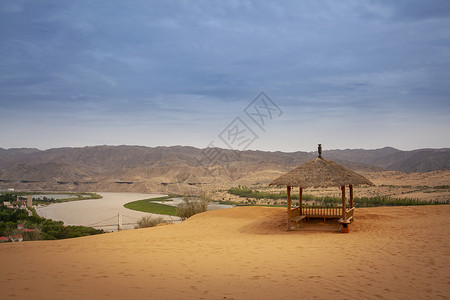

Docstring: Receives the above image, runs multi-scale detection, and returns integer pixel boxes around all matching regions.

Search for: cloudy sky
[1,0,449,152]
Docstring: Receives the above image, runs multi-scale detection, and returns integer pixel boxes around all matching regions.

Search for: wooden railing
[289,206,355,219]
[345,207,354,220]
[290,207,300,219]
[302,206,342,218]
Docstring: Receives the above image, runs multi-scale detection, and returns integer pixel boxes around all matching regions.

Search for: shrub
[176,192,210,220]
[135,216,166,228]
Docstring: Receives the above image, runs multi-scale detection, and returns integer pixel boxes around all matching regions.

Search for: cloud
[0,0,449,150]
[0,2,25,14]
[387,0,450,21]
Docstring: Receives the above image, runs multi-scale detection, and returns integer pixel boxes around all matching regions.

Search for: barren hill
[2,162,90,182]
[325,147,450,171]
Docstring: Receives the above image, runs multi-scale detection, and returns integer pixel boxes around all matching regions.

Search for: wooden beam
[349,184,354,208]
[299,187,303,215]
[287,185,292,212]
[287,186,292,231]
[341,185,346,219]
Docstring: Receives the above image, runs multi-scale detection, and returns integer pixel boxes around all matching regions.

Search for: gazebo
[269,144,374,232]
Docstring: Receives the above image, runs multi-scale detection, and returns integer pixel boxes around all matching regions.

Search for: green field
[139,196,172,202]
[124,198,177,215]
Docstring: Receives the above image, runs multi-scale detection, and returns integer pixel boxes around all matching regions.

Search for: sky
[0,0,449,152]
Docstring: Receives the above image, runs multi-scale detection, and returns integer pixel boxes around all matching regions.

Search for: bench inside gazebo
[270,144,373,232]
[286,184,355,230]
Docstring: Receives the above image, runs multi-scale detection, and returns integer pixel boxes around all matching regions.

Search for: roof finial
[318,144,322,158]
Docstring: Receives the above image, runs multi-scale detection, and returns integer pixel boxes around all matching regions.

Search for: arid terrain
[2,0,449,298]
[1,145,449,299]
[1,205,449,299]
[213,170,450,205]
[1,146,449,202]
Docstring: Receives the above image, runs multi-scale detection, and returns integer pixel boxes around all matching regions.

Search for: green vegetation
[227,186,315,201]
[227,186,449,207]
[0,193,18,203]
[316,195,447,207]
[217,200,250,206]
[135,216,166,228]
[0,191,102,205]
[124,199,177,216]
[380,184,413,188]
[379,184,450,190]
[143,196,172,202]
[0,206,104,241]
[125,193,213,220]
[124,194,211,218]
[0,192,104,242]
[56,192,102,201]
[433,185,450,189]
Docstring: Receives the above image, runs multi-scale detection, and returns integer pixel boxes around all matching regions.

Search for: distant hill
[324,147,450,172]
[0,145,448,192]
[2,162,91,182]
[385,149,450,173]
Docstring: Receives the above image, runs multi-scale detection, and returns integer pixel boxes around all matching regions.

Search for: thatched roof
[269,157,374,188]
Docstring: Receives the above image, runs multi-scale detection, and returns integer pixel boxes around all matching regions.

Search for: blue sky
[0,0,449,152]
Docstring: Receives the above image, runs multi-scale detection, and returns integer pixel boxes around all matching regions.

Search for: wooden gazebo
[270,145,374,232]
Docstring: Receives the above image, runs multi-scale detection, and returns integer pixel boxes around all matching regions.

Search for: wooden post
[349,184,354,208]
[299,187,303,215]
[287,186,291,231]
[118,213,123,231]
[341,185,346,219]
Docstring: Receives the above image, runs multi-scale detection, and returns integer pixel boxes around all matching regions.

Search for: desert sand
[1,205,449,299]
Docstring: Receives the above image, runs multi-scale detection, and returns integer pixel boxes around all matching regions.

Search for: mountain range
[0,145,448,192]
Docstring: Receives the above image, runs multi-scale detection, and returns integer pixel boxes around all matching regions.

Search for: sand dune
[1,205,449,299]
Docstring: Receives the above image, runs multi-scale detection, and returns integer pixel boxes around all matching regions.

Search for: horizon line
[1,144,449,153]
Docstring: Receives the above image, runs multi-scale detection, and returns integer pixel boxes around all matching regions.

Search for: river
[35,192,233,231]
